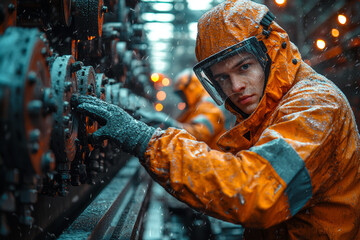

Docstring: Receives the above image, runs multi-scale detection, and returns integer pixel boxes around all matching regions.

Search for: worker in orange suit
[73,0,360,239]
[136,68,234,150]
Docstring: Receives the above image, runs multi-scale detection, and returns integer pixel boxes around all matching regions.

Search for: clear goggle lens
[193,37,268,105]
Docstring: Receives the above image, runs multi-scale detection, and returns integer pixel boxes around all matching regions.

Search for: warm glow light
[151,73,160,82]
[316,39,326,50]
[156,91,167,101]
[331,28,340,37]
[88,36,96,40]
[162,77,170,86]
[275,0,286,6]
[177,102,186,111]
[155,103,163,111]
[338,14,347,25]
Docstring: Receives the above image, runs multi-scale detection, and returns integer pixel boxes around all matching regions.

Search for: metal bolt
[63,116,70,126]
[49,47,54,56]
[101,6,108,13]
[43,88,58,114]
[31,143,39,154]
[27,71,38,85]
[102,77,109,85]
[111,30,119,39]
[70,61,83,74]
[7,4,15,14]
[64,128,70,138]
[27,100,43,117]
[29,129,41,142]
[64,81,73,92]
[41,47,47,56]
[292,59,298,65]
[44,97,58,114]
[63,101,70,111]
[19,213,34,226]
[41,151,55,172]
[282,42,287,49]
[67,114,73,126]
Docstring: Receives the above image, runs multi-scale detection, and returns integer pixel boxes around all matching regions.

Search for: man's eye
[241,64,250,70]
[216,75,228,82]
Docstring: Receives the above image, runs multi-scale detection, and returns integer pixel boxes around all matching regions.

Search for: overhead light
[155,103,163,111]
[316,39,326,50]
[145,23,173,41]
[142,13,175,22]
[152,42,169,51]
[337,14,347,25]
[187,0,212,10]
[189,22,198,40]
[152,3,173,11]
[151,73,160,82]
[275,0,286,6]
[331,28,339,38]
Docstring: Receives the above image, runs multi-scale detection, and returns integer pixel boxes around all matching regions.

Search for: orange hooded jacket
[174,70,231,149]
[142,0,360,239]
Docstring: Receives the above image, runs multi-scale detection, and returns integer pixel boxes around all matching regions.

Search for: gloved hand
[135,109,182,129]
[73,95,156,158]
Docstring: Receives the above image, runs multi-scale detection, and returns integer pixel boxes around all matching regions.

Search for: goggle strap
[260,11,275,30]
[260,11,275,38]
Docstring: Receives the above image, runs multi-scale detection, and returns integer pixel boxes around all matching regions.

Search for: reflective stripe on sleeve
[190,114,214,134]
[250,138,312,216]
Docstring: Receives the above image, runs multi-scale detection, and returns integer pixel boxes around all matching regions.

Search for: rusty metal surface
[0,0,156,238]
[0,27,55,176]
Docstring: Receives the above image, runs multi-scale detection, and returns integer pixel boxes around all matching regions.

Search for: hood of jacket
[195,0,302,131]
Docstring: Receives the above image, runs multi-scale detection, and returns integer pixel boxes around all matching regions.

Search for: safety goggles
[193,37,268,105]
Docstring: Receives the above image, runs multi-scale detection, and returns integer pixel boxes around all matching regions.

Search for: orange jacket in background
[174,70,233,149]
[142,0,360,239]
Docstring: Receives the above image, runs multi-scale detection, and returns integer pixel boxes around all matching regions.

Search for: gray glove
[74,95,156,158]
[135,109,182,129]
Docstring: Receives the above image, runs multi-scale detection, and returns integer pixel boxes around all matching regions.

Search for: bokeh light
[156,91,167,101]
[177,102,186,111]
[155,103,163,111]
[275,0,286,6]
[151,73,160,82]
[331,28,339,37]
[337,14,347,25]
[162,77,170,86]
[316,39,326,50]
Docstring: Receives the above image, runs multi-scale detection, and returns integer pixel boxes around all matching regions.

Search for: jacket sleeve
[141,80,347,229]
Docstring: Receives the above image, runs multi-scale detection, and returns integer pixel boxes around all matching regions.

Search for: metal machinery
[0,0,157,239]
[2,1,358,239]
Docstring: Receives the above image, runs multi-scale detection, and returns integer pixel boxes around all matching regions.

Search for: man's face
[210,52,265,115]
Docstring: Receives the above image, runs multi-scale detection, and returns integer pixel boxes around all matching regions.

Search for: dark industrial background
[0,0,359,239]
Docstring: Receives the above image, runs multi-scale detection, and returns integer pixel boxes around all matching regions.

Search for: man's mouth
[238,95,254,105]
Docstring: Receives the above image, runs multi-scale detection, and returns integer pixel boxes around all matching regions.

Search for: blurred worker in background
[136,68,235,150]
[73,0,360,239]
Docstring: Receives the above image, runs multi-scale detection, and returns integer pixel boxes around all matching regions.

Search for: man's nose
[230,76,245,93]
